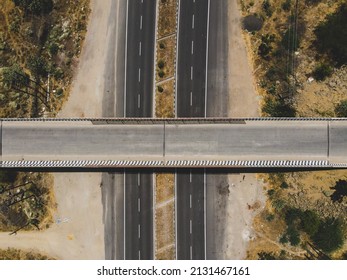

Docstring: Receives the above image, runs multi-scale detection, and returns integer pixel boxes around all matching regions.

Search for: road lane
[176,0,209,260]
[124,0,156,260]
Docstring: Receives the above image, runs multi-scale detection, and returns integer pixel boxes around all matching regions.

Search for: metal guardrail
[1,159,346,169]
[1,117,347,123]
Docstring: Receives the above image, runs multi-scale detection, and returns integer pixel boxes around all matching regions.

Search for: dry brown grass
[155,173,175,259]
[155,202,175,258]
[158,0,177,38]
[154,0,177,260]
[0,247,54,260]
[156,173,174,202]
[155,79,174,118]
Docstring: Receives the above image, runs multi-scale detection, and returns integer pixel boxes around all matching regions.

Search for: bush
[282,0,291,11]
[335,100,347,117]
[159,42,165,49]
[157,86,164,93]
[158,70,165,78]
[262,97,296,117]
[315,4,347,66]
[242,15,263,32]
[312,63,333,81]
[48,43,59,56]
[262,0,273,17]
[267,189,275,197]
[330,179,347,203]
[313,218,344,253]
[258,251,277,260]
[158,60,165,69]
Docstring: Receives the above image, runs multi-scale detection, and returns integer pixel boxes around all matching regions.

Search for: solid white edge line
[152,172,156,260]
[152,0,159,118]
[124,0,129,118]
[123,168,126,260]
[204,168,207,260]
[174,170,177,260]
[204,0,210,119]
[175,0,181,117]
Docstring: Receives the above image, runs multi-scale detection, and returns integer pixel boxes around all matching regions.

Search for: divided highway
[124,0,156,260]
[176,0,210,260]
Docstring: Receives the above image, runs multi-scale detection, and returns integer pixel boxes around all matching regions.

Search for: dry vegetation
[154,0,177,260]
[155,173,175,259]
[0,247,53,260]
[240,0,347,259]
[0,171,56,233]
[0,0,90,235]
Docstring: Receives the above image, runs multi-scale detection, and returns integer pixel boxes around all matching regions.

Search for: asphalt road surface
[124,0,156,260]
[3,120,347,163]
[176,0,210,260]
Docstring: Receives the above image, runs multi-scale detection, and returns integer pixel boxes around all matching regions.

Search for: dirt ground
[214,0,265,259]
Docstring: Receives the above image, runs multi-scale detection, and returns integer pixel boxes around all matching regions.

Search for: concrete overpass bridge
[1,117,347,171]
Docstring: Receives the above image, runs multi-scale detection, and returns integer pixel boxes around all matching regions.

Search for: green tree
[13,0,53,15]
[1,64,30,89]
[313,218,344,253]
[314,4,347,65]
[300,210,320,237]
[27,56,47,77]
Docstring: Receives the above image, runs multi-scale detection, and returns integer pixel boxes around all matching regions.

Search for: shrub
[262,0,273,17]
[330,179,347,203]
[158,70,165,78]
[158,60,165,69]
[242,15,263,32]
[157,85,164,93]
[159,42,165,49]
[262,97,296,117]
[258,251,277,260]
[282,0,291,11]
[48,43,59,56]
[267,189,275,197]
[335,100,347,117]
[312,63,333,81]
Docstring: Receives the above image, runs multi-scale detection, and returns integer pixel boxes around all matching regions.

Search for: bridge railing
[1,117,347,124]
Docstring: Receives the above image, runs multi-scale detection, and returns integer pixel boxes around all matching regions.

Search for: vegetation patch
[0,171,55,232]
[0,247,53,260]
[155,173,175,259]
[0,0,90,232]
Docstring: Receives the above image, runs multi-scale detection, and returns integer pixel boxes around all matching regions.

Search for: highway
[124,0,156,260]
[176,0,210,259]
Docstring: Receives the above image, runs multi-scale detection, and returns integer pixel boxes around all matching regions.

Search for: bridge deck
[1,118,347,169]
